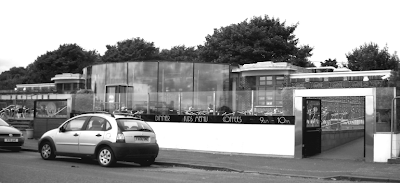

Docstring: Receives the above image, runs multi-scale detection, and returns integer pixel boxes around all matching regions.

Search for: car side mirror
[59,127,66,133]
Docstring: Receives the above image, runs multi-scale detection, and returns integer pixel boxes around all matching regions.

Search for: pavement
[22,137,400,182]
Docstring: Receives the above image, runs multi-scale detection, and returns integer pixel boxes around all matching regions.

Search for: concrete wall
[148,122,295,157]
[321,129,364,152]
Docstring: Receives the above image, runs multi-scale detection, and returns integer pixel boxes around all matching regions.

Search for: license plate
[134,136,149,142]
[4,138,18,142]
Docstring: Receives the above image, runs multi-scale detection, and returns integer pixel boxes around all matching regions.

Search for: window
[117,119,152,132]
[85,117,109,131]
[63,117,87,131]
[256,76,284,106]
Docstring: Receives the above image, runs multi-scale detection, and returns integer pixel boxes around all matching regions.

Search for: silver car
[0,118,25,152]
[38,112,159,167]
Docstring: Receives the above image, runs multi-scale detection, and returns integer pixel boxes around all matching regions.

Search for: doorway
[294,88,374,162]
[302,96,366,160]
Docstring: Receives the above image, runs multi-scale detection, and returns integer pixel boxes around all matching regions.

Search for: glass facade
[85,61,231,114]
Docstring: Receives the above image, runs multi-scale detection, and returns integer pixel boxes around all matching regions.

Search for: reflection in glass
[128,62,158,113]
[106,62,127,85]
[194,63,230,113]
[318,96,365,131]
[91,64,106,106]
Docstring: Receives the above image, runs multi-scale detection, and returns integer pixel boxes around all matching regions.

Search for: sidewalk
[23,138,400,182]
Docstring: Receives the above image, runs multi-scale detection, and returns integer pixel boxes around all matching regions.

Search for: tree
[102,37,160,62]
[159,45,199,62]
[346,42,399,71]
[0,67,27,90]
[320,58,339,68]
[25,44,100,84]
[197,15,314,67]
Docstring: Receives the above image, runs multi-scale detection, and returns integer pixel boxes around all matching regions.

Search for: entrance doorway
[302,96,365,160]
[294,88,374,162]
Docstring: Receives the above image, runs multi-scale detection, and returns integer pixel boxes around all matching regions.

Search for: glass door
[303,98,322,157]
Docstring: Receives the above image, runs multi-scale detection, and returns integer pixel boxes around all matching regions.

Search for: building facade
[0,60,398,163]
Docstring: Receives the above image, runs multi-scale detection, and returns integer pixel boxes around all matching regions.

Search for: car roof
[76,112,143,121]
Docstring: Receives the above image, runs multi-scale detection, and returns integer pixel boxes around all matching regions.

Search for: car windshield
[0,118,9,126]
[117,119,153,132]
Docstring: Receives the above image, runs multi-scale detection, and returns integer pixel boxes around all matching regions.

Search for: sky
[1,0,399,74]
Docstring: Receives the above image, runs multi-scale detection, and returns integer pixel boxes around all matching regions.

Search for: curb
[22,148,400,182]
[155,161,400,183]
[324,176,400,183]
[154,161,243,173]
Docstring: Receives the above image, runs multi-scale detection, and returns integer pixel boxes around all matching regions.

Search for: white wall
[392,134,400,158]
[374,133,391,162]
[148,122,295,156]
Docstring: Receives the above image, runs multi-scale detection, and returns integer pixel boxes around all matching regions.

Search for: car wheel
[138,158,155,167]
[40,141,56,160]
[97,146,115,167]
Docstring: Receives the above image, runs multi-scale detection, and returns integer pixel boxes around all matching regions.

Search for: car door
[54,116,88,154]
[78,116,109,155]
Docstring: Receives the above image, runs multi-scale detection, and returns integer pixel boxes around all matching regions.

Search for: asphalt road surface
[0,150,370,183]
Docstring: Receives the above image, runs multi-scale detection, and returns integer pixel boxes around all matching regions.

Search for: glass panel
[119,86,127,110]
[128,62,158,112]
[92,64,106,104]
[306,100,321,128]
[106,86,117,112]
[65,117,87,131]
[56,84,62,92]
[106,62,127,85]
[276,76,284,86]
[259,76,266,85]
[158,62,193,114]
[85,66,92,90]
[86,117,106,131]
[376,88,394,132]
[35,100,68,118]
[64,83,71,91]
[319,96,365,131]
[73,83,78,90]
[276,90,282,100]
[194,63,230,112]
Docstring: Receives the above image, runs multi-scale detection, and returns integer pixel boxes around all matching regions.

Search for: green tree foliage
[159,45,199,62]
[346,42,399,71]
[320,58,339,68]
[25,44,100,84]
[0,67,27,90]
[102,37,160,62]
[197,15,314,67]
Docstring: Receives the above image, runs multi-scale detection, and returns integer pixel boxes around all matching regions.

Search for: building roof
[51,73,84,83]
[290,69,391,79]
[232,61,304,73]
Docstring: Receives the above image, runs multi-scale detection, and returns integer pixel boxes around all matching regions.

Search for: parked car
[38,112,159,167]
[0,118,25,152]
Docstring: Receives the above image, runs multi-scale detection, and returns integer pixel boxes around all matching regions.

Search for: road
[0,150,370,183]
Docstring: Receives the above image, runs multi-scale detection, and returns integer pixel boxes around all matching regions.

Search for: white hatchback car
[38,112,159,167]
